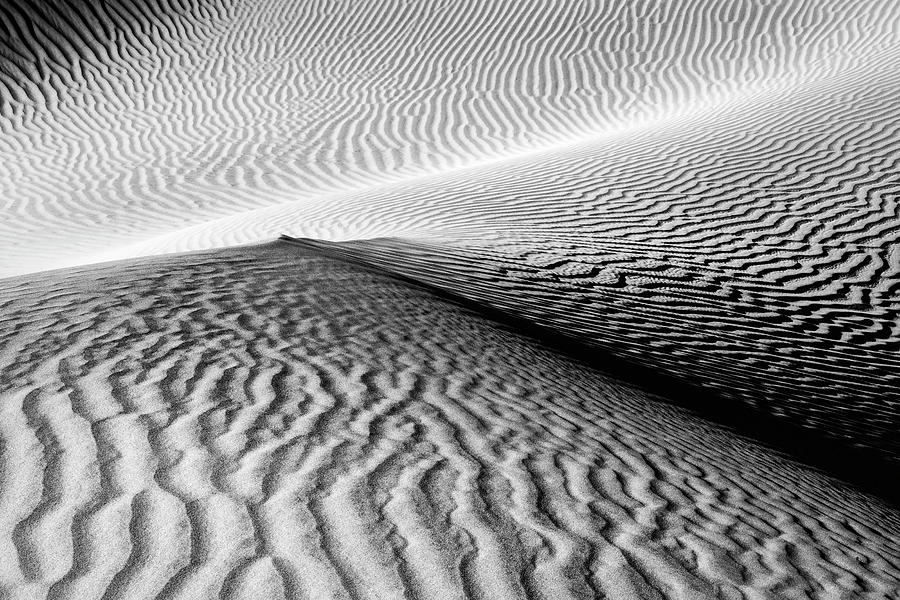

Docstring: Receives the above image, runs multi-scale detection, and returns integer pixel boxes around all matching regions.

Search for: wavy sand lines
[2,2,899,596]
[3,0,900,274]
[0,241,898,600]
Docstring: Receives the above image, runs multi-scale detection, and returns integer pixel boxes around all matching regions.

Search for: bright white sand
[1,0,899,275]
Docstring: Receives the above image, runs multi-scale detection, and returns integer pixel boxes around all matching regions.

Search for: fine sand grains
[0,241,897,600]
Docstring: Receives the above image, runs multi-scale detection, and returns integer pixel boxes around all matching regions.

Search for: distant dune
[0,241,897,599]
[2,0,900,273]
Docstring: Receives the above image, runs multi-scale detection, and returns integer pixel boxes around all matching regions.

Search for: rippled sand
[1,242,897,599]
[3,0,900,274]
[2,1,898,598]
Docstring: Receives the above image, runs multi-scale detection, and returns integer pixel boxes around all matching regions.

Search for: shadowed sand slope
[286,230,900,466]
[0,241,898,599]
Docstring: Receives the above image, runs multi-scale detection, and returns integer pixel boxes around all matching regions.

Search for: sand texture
[2,0,898,456]
[0,242,898,600]
[285,231,900,465]
[1,0,899,598]
[2,0,900,274]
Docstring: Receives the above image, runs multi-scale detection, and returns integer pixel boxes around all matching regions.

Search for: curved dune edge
[281,230,900,470]
[0,241,898,600]
[2,0,899,469]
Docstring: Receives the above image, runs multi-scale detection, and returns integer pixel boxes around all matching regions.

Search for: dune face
[2,0,900,273]
[286,231,900,464]
[2,0,899,598]
[0,242,898,600]
[3,0,900,459]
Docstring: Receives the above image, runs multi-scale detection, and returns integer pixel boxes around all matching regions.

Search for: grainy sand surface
[2,0,900,274]
[0,242,898,600]
[1,1,899,598]
[287,231,900,465]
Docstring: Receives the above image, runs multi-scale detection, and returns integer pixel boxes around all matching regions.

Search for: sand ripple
[0,242,897,599]
[2,2,899,596]
[2,0,900,274]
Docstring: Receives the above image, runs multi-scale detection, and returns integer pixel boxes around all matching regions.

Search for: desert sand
[3,0,900,274]
[0,242,897,599]
[1,0,899,598]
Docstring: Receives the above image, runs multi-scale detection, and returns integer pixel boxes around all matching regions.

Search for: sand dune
[3,3,899,451]
[257,53,900,460]
[2,1,899,598]
[2,0,900,274]
[0,241,898,600]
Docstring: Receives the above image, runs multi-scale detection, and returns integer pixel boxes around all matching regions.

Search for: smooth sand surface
[0,241,898,600]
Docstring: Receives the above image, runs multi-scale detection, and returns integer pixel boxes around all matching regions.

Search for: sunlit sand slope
[0,241,898,599]
[2,0,900,274]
